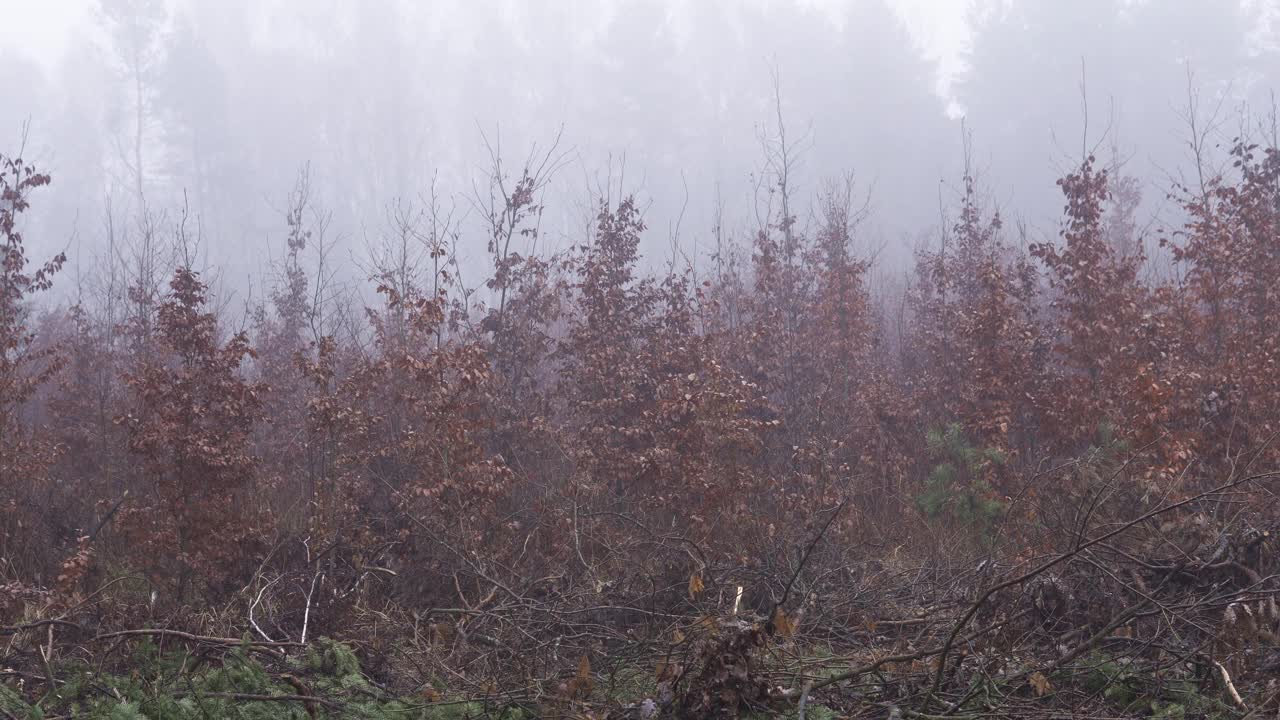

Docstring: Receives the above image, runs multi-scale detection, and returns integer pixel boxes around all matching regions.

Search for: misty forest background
[5,0,1280,718]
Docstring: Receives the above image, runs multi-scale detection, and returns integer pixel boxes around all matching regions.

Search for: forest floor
[4,495,1278,720]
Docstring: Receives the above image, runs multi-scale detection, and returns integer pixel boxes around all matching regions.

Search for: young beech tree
[910,166,1043,479]
[0,153,65,578]
[1170,138,1280,479]
[321,281,513,603]
[559,195,776,561]
[1031,155,1147,454]
[559,196,661,501]
[117,267,263,600]
[793,177,904,511]
[473,152,570,520]
[250,168,336,537]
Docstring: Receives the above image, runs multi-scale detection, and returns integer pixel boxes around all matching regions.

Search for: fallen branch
[923,470,1278,708]
[1212,659,1248,711]
[91,628,301,648]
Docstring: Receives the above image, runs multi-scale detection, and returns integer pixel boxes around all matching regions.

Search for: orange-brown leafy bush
[115,267,264,600]
[0,152,64,582]
[5,121,1280,718]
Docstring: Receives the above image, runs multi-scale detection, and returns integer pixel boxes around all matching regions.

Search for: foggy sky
[0,0,971,81]
[2,0,1277,309]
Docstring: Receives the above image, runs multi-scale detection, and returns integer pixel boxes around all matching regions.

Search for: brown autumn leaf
[1029,671,1052,697]
[655,659,681,681]
[688,571,705,599]
[771,606,797,637]
[565,653,594,699]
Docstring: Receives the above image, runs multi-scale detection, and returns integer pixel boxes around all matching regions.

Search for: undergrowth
[0,638,529,720]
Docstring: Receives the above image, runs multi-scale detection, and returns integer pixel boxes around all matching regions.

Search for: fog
[9,4,1280,711]
[2,0,1278,301]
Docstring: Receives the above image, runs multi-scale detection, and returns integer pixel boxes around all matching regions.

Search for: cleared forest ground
[5,470,1278,719]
